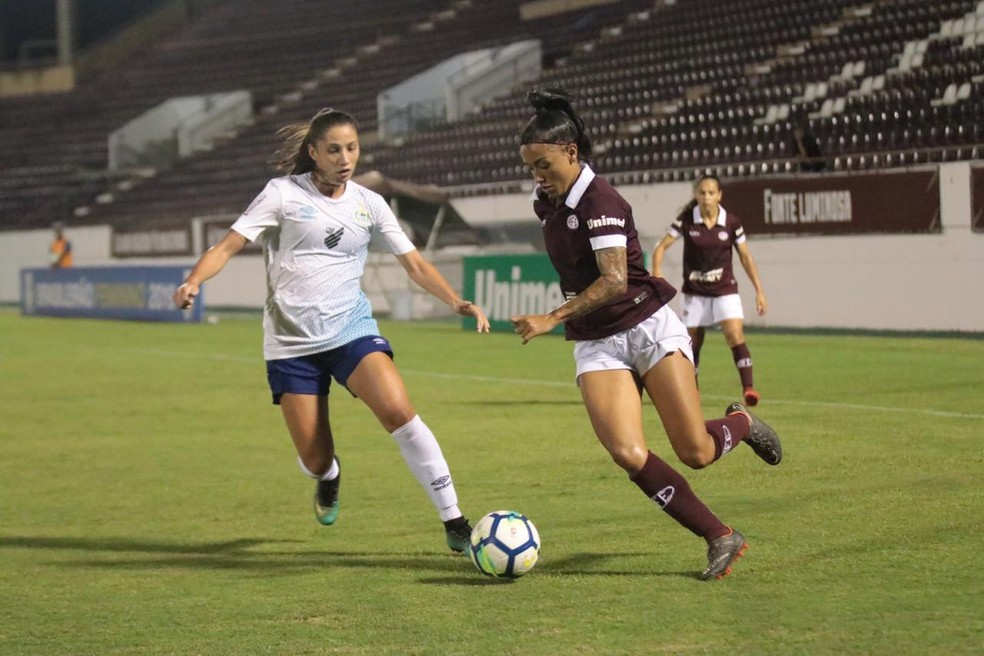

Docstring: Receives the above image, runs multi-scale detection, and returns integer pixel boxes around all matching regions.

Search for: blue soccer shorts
[265,335,394,404]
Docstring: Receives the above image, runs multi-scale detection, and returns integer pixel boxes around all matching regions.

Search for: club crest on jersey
[299,205,317,218]
[354,206,372,232]
[567,214,579,230]
[324,226,344,249]
[718,230,729,241]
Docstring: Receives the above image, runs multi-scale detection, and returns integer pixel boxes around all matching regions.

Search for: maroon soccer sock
[705,414,751,460]
[731,342,754,389]
[630,451,729,540]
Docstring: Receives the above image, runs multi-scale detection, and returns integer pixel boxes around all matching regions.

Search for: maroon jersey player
[511,89,783,581]
[652,175,768,405]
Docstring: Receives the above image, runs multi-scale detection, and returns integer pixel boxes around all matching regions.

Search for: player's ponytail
[272,108,359,174]
[520,88,592,161]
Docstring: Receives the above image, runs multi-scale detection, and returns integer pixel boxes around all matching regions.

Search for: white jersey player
[174,108,490,552]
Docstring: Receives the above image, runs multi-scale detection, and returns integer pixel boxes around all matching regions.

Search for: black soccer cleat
[727,402,782,466]
[444,516,472,554]
[701,528,749,581]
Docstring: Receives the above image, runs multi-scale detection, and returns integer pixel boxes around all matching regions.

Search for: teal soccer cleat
[314,459,340,526]
[444,516,472,553]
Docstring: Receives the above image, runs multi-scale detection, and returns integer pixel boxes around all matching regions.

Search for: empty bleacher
[1,0,982,228]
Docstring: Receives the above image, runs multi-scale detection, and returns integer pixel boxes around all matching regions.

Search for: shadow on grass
[0,535,472,575]
[2,537,695,579]
[420,552,698,584]
[0,535,287,554]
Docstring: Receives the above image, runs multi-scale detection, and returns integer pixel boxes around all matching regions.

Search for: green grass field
[1,310,982,655]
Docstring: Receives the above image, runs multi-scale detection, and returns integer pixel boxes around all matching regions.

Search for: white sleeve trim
[735,234,747,244]
[589,234,627,250]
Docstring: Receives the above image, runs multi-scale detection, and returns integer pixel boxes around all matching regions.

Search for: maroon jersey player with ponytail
[510,89,783,581]
[652,175,768,405]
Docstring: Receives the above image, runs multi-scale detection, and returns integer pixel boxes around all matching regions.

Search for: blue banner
[20,266,203,322]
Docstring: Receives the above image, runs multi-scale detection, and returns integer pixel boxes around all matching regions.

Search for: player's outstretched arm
[512,246,627,344]
[396,249,490,332]
[173,230,248,309]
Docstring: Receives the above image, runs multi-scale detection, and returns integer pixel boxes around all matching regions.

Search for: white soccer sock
[297,455,339,481]
[391,415,461,522]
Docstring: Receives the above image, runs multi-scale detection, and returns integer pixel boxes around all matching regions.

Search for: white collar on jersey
[295,172,353,201]
[529,164,596,209]
[692,204,728,227]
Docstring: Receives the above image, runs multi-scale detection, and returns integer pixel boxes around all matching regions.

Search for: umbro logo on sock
[723,425,733,453]
[430,475,452,491]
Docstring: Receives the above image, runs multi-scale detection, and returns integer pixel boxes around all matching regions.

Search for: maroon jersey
[668,204,746,297]
[533,166,677,341]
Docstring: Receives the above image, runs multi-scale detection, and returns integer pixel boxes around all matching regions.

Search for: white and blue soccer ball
[468,510,540,578]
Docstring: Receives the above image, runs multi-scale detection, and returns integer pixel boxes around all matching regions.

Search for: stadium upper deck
[0,0,980,229]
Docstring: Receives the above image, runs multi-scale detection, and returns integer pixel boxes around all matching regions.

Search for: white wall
[3,163,981,332]
[448,166,984,332]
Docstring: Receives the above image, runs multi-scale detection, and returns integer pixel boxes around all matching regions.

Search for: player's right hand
[173,282,199,309]
[510,313,558,344]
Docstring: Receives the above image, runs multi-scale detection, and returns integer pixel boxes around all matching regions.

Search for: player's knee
[378,406,416,433]
[675,443,713,470]
[607,443,649,473]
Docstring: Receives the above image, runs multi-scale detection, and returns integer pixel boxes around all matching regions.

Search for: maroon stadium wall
[972,166,984,234]
[722,170,941,236]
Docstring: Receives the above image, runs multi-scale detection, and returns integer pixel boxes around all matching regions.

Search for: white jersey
[231,173,415,360]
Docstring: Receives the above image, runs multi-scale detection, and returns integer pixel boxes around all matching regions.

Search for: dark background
[0,0,166,63]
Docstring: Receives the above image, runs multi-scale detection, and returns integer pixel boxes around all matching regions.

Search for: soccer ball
[468,510,540,578]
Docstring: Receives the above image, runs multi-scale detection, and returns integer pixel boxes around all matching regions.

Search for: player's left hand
[453,300,490,333]
[510,314,558,344]
[174,282,199,309]
[756,292,768,316]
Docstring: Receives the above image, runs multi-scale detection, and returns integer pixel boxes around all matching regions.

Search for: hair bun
[528,88,572,113]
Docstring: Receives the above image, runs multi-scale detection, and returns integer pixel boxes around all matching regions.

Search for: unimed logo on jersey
[586,215,626,230]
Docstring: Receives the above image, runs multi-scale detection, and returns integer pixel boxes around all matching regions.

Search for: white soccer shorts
[680,293,744,328]
[573,305,694,381]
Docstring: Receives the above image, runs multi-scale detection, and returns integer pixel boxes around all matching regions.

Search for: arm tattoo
[550,247,627,323]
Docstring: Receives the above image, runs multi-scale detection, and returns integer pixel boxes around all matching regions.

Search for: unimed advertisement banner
[722,170,941,235]
[462,253,565,334]
[20,266,203,322]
